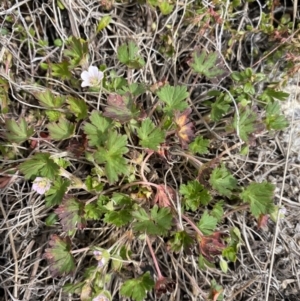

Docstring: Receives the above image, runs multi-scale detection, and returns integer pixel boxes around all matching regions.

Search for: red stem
[182,214,204,238]
[146,235,163,279]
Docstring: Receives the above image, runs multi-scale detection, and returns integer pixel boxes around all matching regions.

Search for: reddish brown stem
[182,214,204,238]
[146,235,163,279]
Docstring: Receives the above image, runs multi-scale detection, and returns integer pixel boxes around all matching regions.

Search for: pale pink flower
[81,66,104,87]
[93,294,109,301]
[32,177,51,194]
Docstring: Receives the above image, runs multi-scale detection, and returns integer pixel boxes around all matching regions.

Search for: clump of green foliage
[0,0,295,299]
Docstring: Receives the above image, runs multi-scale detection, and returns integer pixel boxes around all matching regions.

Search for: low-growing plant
[1,36,289,301]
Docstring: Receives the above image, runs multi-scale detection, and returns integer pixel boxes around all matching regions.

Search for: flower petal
[97,71,104,81]
[81,81,90,87]
[88,66,99,77]
[81,71,90,81]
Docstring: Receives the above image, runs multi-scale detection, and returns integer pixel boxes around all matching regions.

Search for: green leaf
[132,205,172,236]
[210,96,231,122]
[156,85,189,114]
[260,88,289,102]
[158,1,174,14]
[240,181,275,218]
[5,118,34,143]
[222,246,237,262]
[197,211,218,235]
[45,110,62,122]
[51,61,72,80]
[219,257,228,273]
[198,254,216,270]
[103,93,140,122]
[84,202,106,220]
[169,231,194,252]
[222,227,242,262]
[34,90,65,108]
[233,109,257,142]
[111,193,133,205]
[85,176,104,192]
[209,279,223,301]
[180,180,212,211]
[189,136,210,154]
[120,82,146,97]
[44,235,75,277]
[45,212,58,226]
[19,153,60,180]
[190,51,224,78]
[120,272,155,301]
[231,71,243,82]
[117,41,145,69]
[104,209,133,227]
[94,131,128,183]
[45,178,70,207]
[209,164,238,196]
[55,197,86,235]
[47,118,75,140]
[137,118,165,150]
[64,36,89,67]
[84,111,112,147]
[211,201,224,222]
[265,101,289,130]
[243,82,255,94]
[67,96,88,121]
[97,15,111,32]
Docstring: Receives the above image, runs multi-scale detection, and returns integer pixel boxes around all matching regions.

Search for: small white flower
[93,250,106,268]
[93,294,109,301]
[32,177,51,195]
[279,207,287,219]
[81,66,104,87]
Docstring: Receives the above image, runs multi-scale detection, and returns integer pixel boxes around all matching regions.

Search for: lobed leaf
[233,109,257,142]
[45,178,70,207]
[55,197,86,235]
[180,180,212,211]
[94,131,128,183]
[189,136,210,155]
[103,93,139,122]
[240,181,275,218]
[169,231,194,253]
[174,108,195,149]
[120,272,155,301]
[84,111,112,147]
[191,51,224,78]
[67,96,88,121]
[137,118,165,150]
[197,211,218,235]
[19,153,60,180]
[132,205,172,236]
[34,90,65,108]
[104,209,133,227]
[5,118,34,143]
[117,41,145,69]
[265,101,289,130]
[43,235,75,277]
[47,118,75,140]
[209,164,237,196]
[156,85,189,114]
